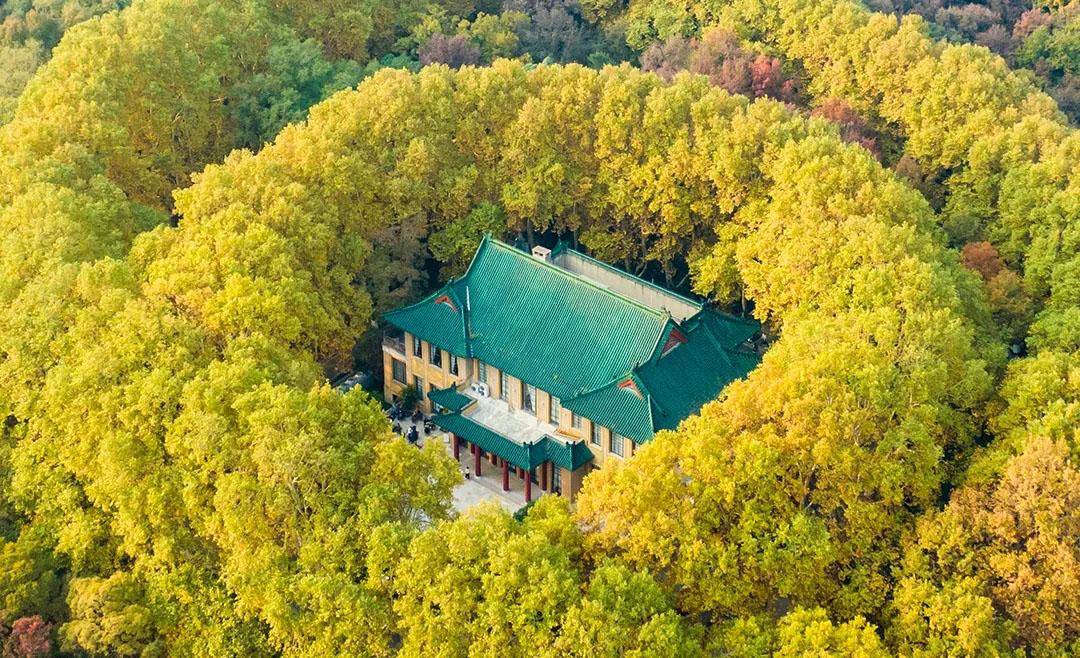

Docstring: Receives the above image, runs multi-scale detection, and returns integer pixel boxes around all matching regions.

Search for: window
[590,422,602,447]
[449,354,459,376]
[413,335,423,358]
[500,371,509,402]
[391,358,406,384]
[414,376,424,400]
[523,384,536,415]
[549,395,560,425]
[478,362,487,383]
[552,465,561,494]
[572,413,583,430]
[610,432,624,457]
[430,347,442,368]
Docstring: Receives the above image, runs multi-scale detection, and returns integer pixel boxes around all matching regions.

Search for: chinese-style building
[381,236,761,502]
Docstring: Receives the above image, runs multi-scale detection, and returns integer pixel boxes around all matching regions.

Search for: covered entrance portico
[431,405,592,503]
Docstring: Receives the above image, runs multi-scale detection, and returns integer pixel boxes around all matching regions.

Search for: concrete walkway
[396,418,537,514]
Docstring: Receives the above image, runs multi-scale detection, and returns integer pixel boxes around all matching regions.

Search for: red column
[541,463,548,490]
[525,470,532,503]
[502,459,509,492]
[453,434,460,461]
[474,447,482,477]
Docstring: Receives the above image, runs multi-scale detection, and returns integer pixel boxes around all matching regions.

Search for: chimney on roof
[531,245,552,262]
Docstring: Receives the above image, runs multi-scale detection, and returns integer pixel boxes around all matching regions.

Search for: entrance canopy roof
[431,412,592,472]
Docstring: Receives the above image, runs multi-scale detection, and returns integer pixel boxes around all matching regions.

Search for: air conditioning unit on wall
[471,382,489,397]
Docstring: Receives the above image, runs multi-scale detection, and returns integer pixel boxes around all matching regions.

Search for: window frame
[430,346,442,368]
[449,353,458,376]
[590,422,602,446]
[572,413,583,430]
[549,395,560,425]
[414,375,424,400]
[610,432,624,457]
[477,362,487,383]
[523,384,537,415]
[500,371,509,402]
[413,335,423,358]
[391,358,406,384]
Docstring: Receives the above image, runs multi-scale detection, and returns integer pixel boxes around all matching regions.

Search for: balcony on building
[382,327,406,356]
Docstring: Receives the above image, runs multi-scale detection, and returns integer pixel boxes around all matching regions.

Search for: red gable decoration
[618,378,644,400]
[660,328,687,356]
[434,294,457,312]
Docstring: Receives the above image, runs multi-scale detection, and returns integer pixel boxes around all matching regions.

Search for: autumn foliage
[1,0,1080,655]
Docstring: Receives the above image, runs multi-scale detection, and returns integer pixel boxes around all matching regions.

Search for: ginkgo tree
[3,0,1080,653]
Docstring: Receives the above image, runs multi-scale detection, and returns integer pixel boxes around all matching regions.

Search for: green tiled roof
[562,312,761,443]
[639,339,757,435]
[540,435,594,471]
[385,237,669,401]
[427,386,473,413]
[696,308,759,346]
[384,286,469,357]
[431,413,534,471]
[430,412,593,472]
[562,373,655,444]
[385,236,761,444]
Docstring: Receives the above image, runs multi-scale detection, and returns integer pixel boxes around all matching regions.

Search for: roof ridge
[647,317,673,365]
[692,305,760,327]
[382,282,453,320]
[460,234,493,282]
[648,394,663,425]
[698,316,737,370]
[647,319,682,366]
[452,279,473,357]
[619,367,664,421]
[566,367,655,406]
[563,372,624,404]
[484,239,670,322]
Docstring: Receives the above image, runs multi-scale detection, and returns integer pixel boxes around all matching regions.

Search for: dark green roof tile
[540,436,594,471]
[429,412,594,472]
[427,386,473,413]
[430,413,534,471]
[385,237,761,443]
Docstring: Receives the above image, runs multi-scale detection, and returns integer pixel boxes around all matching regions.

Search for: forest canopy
[2,0,1080,656]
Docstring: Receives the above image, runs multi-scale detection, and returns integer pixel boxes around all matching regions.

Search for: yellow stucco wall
[383,338,634,497]
[383,332,468,412]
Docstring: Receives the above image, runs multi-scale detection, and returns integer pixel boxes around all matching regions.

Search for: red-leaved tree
[419,34,481,69]
[2,617,52,658]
